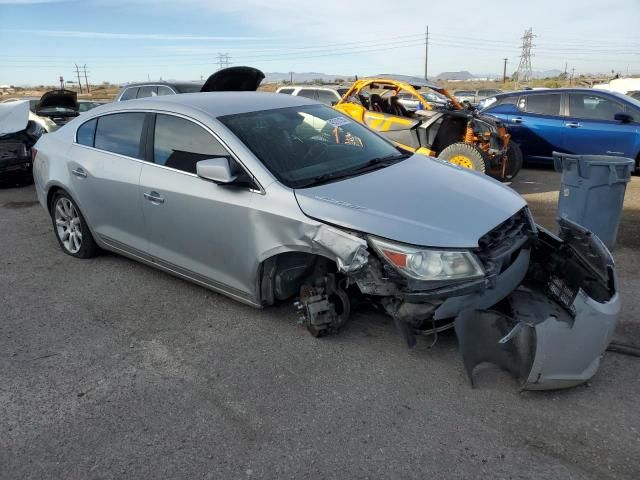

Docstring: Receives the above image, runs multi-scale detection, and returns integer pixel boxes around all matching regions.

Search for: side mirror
[614,112,633,123]
[196,157,237,184]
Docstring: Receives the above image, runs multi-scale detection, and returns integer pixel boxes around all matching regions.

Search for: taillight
[31,147,38,163]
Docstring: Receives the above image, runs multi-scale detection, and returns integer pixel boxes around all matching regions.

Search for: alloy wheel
[54,197,82,254]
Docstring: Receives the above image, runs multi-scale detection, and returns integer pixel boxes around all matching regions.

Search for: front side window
[297,89,318,100]
[94,113,146,159]
[76,118,97,146]
[569,93,623,121]
[153,114,229,174]
[520,94,561,116]
[119,87,138,101]
[219,104,404,188]
[137,86,158,98]
[316,90,340,105]
[156,86,175,96]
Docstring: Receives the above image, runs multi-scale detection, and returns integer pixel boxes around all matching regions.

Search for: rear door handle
[143,191,165,204]
[71,168,87,178]
[512,117,523,124]
[565,122,582,128]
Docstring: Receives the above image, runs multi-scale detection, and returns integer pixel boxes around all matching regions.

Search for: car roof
[119,81,203,89]
[85,91,319,119]
[366,74,443,90]
[280,85,348,90]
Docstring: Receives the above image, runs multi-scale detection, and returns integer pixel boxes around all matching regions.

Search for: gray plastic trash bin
[553,152,634,249]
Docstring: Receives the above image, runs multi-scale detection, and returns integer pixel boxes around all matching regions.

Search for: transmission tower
[216,53,231,70]
[515,28,535,87]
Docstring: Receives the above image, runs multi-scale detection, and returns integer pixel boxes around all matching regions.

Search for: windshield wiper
[294,152,410,188]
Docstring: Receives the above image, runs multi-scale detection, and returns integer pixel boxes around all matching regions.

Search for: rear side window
[76,118,97,146]
[119,87,138,101]
[569,93,624,121]
[278,88,294,95]
[316,90,339,105]
[153,114,229,174]
[520,94,561,115]
[94,113,146,159]
[137,86,158,98]
[297,89,318,100]
[156,86,174,96]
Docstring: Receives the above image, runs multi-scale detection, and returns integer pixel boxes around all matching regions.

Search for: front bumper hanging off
[454,219,619,390]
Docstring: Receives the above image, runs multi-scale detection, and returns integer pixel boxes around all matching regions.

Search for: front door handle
[143,191,165,204]
[565,122,582,128]
[71,168,87,178]
[512,117,523,124]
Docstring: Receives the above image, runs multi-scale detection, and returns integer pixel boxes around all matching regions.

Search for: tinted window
[569,93,624,121]
[156,86,174,96]
[521,94,561,115]
[174,84,203,93]
[76,118,97,146]
[297,89,318,100]
[137,86,158,98]
[94,113,146,159]
[119,87,138,101]
[278,88,294,95]
[219,104,401,188]
[153,114,228,174]
[316,90,339,105]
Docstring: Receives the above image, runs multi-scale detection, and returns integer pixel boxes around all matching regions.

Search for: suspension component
[295,274,350,337]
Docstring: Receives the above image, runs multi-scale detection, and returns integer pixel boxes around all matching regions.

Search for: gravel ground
[1,167,639,480]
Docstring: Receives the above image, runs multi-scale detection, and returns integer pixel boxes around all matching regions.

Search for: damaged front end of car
[292,210,618,391]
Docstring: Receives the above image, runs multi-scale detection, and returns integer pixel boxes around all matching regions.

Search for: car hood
[200,66,265,92]
[35,89,79,115]
[0,101,30,136]
[294,155,527,248]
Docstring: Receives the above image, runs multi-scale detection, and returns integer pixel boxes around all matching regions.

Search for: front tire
[50,191,97,258]
[437,143,487,173]
[503,142,524,180]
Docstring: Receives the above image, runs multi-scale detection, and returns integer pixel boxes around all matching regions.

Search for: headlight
[369,237,484,281]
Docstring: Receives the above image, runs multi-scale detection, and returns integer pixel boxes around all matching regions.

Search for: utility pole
[515,28,535,88]
[570,67,575,86]
[82,64,90,93]
[503,58,508,83]
[289,71,293,84]
[74,64,83,93]
[424,25,429,80]
[59,76,64,89]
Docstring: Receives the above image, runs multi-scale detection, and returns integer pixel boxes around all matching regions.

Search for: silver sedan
[32,91,620,390]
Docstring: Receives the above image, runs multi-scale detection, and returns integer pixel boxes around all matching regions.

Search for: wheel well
[46,186,64,213]
[259,252,336,306]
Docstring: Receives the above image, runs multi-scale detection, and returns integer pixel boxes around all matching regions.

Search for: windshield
[219,104,404,188]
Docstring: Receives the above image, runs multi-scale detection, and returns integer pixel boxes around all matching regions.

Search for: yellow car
[334,75,522,181]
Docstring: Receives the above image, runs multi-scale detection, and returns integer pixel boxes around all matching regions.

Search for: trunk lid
[200,66,265,93]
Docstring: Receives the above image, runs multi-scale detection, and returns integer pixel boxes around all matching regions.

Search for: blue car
[479,88,640,170]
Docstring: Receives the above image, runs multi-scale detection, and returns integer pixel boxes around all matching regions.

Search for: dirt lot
[1,167,639,480]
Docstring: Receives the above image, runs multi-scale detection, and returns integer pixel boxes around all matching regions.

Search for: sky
[0,0,638,86]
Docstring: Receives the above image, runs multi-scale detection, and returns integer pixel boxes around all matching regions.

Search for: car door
[139,113,255,296]
[563,92,637,157]
[508,92,565,161]
[69,112,149,255]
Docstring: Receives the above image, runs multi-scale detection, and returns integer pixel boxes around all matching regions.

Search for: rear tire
[437,143,487,173]
[50,191,98,259]
[504,142,524,180]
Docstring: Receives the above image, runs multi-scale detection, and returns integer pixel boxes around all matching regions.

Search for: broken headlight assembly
[369,237,484,281]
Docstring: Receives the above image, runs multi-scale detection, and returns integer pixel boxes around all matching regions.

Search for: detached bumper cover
[454,219,619,390]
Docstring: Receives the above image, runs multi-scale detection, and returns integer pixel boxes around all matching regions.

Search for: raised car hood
[0,101,30,136]
[294,155,526,248]
[200,66,265,92]
[35,89,78,115]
